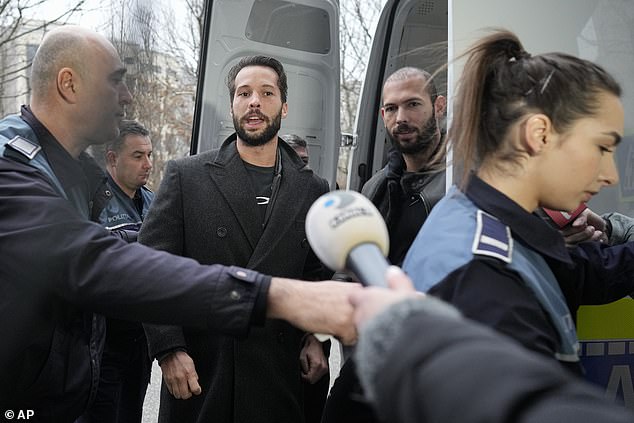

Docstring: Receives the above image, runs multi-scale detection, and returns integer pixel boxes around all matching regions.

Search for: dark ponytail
[450,29,621,188]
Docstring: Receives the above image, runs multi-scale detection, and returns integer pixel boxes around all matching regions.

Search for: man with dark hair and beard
[362,67,447,266]
[322,67,447,423]
[139,55,331,423]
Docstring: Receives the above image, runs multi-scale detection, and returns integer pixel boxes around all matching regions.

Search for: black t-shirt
[243,161,275,223]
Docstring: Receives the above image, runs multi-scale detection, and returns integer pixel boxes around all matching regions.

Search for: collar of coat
[212,132,310,172]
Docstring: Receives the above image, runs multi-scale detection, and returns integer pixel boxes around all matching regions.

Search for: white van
[194,0,634,408]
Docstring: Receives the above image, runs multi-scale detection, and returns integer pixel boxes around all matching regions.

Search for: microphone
[306,190,390,287]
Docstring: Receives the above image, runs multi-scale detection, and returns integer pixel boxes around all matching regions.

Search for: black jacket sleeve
[568,240,634,305]
[0,158,269,344]
[355,298,634,423]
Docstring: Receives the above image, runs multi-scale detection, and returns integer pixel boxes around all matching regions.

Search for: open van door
[192,0,341,185]
[347,0,448,192]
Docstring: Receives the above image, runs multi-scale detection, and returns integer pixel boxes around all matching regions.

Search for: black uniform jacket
[0,139,269,421]
[420,176,634,373]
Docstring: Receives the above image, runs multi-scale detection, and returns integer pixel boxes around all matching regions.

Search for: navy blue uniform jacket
[0,116,270,421]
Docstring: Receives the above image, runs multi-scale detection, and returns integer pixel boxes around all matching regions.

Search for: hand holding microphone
[306,190,390,287]
[304,191,426,341]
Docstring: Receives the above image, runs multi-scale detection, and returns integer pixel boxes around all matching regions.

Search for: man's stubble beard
[388,108,439,155]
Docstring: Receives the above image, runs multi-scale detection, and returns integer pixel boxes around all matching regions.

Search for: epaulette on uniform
[4,135,41,163]
[471,209,513,263]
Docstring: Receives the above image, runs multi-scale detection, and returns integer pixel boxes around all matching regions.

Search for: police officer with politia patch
[78,119,155,423]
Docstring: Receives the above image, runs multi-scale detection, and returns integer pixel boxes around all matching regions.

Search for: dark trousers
[321,358,380,423]
[304,339,331,423]
[304,373,330,423]
[77,324,151,423]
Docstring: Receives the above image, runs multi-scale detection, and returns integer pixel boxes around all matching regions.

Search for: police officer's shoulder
[471,209,513,264]
[3,135,41,164]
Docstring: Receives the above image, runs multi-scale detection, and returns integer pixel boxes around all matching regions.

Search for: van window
[246,0,331,54]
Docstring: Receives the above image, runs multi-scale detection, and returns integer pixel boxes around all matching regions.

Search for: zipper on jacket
[419,192,430,216]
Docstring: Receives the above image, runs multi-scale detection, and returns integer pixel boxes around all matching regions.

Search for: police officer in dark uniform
[79,120,155,423]
[404,30,634,377]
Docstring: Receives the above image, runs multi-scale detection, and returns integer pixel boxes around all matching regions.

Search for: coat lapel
[247,144,312,269]
[207,135,263,251]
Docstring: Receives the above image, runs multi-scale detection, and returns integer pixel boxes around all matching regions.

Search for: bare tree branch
[0,0,86,116]
[100,0,194,190]
[0,61,33,80]
[339,0,385,133]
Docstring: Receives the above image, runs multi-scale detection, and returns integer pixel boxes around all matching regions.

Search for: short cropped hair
[105,120,150,154]
[384,67,438,103]
[30,31,87,98]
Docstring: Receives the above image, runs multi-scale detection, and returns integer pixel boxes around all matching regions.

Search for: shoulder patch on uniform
[471,210,513,263]
[6,136,41,160]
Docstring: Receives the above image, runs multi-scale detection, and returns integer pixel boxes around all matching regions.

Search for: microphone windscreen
[305,190,389,271]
